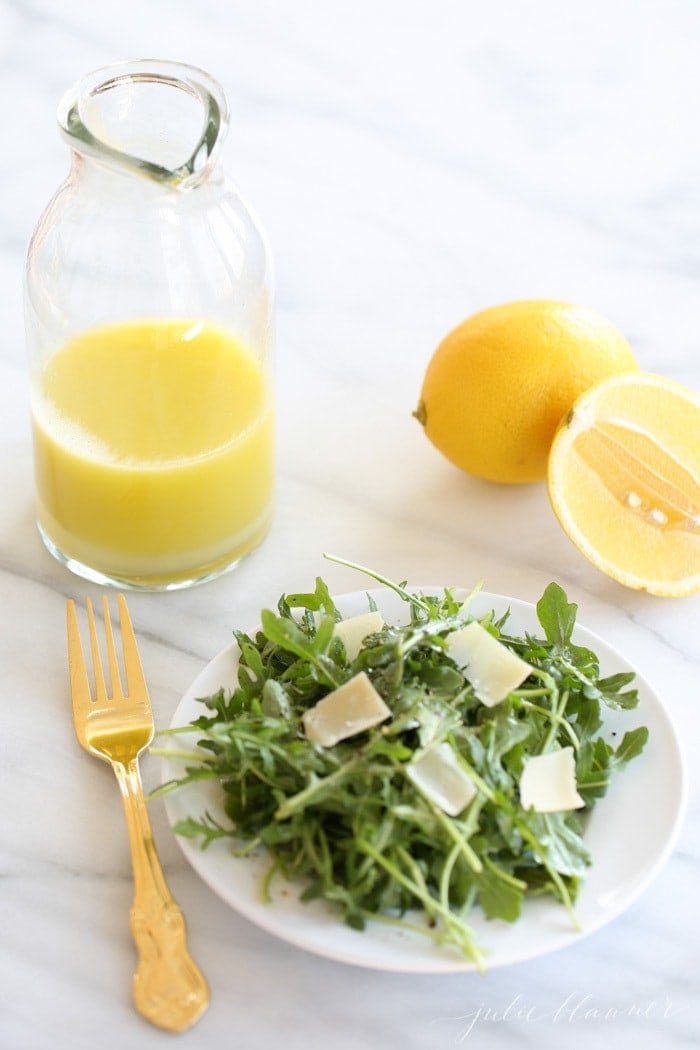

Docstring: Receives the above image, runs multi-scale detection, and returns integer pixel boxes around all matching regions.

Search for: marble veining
[1,1,699,1048]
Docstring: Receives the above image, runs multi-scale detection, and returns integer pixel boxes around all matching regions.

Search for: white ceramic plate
[161,588,687,973]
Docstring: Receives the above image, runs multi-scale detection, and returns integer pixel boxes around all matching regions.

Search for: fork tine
[117,594,150,706]
[67,599,92,709]
[101,595,124,700]
[86,597,109,703]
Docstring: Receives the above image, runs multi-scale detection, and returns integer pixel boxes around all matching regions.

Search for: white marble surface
[1,1,699,1047]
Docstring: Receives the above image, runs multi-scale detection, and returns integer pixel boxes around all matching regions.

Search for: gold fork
[67,594,209,1032]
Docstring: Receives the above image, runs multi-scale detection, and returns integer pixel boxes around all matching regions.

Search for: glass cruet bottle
[24,60,275,590]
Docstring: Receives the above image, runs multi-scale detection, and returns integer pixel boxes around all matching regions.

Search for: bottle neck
[57,60,229,191]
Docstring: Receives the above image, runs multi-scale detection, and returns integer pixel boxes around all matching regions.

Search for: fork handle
[112,757,209,1033]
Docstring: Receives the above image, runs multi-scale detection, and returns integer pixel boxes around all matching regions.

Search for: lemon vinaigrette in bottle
[31,320,274,584]
[25,62,275,589]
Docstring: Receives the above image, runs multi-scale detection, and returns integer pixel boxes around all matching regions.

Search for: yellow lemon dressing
[31,319,274,584]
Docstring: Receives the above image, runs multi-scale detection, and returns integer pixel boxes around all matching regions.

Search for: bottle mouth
[57,59,229,188]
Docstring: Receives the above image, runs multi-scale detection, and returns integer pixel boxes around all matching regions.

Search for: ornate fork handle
[112,757,209,1033]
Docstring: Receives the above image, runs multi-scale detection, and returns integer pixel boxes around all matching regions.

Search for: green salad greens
[157,558,648,968]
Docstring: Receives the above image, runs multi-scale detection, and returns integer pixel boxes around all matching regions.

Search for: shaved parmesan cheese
[333,611,384,661]
[519,747,585,813]
[406,742,477,816]
[302,671,391,747]
[446,621,533,706]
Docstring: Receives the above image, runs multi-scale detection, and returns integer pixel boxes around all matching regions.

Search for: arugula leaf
[259,609,343,688]
[172,813,230,849]
[284,577,338,618]
[475,857,526,922]
[529,812,591,878]
[261,679,292,719]
[536,582,577,649]
[575,737,613,803]
[595,672,639,710]
[611,726,649,769]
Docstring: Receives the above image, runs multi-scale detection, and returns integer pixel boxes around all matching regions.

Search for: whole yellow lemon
[415,300,639,484]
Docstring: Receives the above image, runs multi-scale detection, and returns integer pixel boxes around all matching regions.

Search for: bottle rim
[56,59,229,188]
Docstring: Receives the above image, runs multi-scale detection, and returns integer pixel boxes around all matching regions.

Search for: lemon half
[547,372,700,596]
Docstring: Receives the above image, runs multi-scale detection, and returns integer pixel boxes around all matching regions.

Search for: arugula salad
[159,559,648,967]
